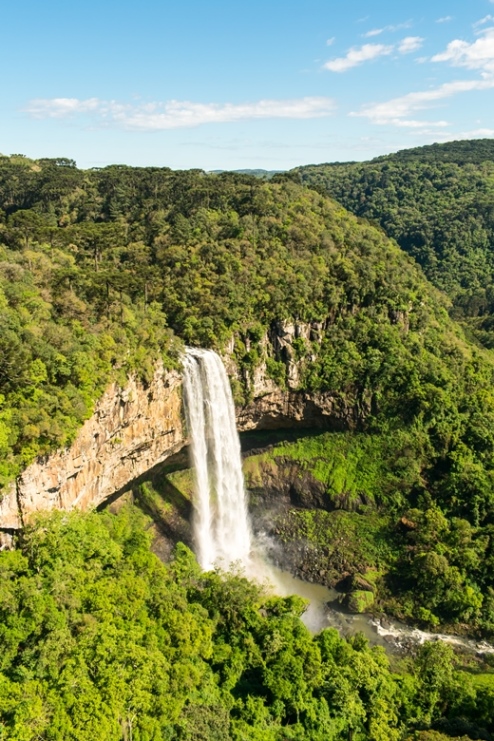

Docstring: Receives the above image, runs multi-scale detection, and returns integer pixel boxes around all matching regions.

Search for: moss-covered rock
[344,589,375,613]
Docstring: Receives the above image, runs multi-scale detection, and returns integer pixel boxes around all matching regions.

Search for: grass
[244,430,423,510]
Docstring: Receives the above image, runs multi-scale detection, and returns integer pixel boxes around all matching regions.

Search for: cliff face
[0,365,184,531]
[0,323,366,533]
[234,320,368,431]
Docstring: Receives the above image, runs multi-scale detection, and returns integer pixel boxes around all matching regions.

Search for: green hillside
[374,138,494,165]
[2,506,493,741]
[295,140,494,347]
[0,154,463,485]
[2,153,494,635]
[2,151,494,738]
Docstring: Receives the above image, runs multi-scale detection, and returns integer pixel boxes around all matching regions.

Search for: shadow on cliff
[98,428,328,563]
[98,458,193,561]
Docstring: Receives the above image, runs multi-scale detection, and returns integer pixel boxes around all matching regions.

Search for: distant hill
[295,138,494,347]
[373,138,494,165]
[299,139,494,169]
[209,168,283,178]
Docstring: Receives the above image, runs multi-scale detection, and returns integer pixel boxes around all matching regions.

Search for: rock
[344,590,375,614]
[0,327,371,532]
[335,572,375,593]
[0,364,184,529]
[351,574,375,593]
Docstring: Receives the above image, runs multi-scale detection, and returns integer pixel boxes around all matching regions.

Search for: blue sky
[2,0,494,169]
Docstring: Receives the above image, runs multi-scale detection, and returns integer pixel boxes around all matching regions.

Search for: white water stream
[182,348,494,655]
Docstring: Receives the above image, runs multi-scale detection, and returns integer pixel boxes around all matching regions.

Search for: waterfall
[182,348,252,571]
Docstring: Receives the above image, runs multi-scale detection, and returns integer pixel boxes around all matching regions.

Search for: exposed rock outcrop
[234,321,369,431]
[0,364,184,530]
[237,390,364,432]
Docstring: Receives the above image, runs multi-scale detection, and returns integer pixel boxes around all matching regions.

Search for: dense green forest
[2,147,494,737]
[2,152,494,633]
[0,152,460,484]
[374,139,494,165]
[1,506,494,741]
[295,139,494,347]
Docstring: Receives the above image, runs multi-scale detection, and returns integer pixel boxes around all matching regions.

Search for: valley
[2,141,494,738]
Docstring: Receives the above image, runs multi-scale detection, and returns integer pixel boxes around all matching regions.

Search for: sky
[2,0,494,170]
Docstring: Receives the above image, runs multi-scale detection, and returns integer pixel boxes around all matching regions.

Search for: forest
[1,507,493,741]
[2,143,494,738]
[295,139,494,347]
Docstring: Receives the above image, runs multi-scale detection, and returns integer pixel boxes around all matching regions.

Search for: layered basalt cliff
[0,323,366,534]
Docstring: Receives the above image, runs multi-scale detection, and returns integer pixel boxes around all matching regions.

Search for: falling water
[182,348,252,571]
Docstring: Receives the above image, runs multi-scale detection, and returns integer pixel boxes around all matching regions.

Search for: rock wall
[0,364,184,531]
[233,320,368,432]
[0,322,368,533]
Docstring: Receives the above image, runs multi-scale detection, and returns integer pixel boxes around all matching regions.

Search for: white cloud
[25,97,101,118]
[324,43,393,71]
[24,96,337,130]
[324,33,423,72]
[398,36,424,53]
[436,16,453,23]
[363,28,385,38]
[423,126,494,143]
[473,15,494,28]
[456,127,494,137]
[352,78,494,127]
[326,37,335,46]
[432,28,494,77]
[362,21,412,38]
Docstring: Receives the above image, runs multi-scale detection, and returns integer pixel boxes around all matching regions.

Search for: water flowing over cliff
[183,348,252,570]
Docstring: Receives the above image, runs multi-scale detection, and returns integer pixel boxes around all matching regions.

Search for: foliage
[374,138,494,165]
[243,428,494,633]
[258,432,423,509]
[295,142,494,347]
[4,151,494,635]
[0,508,493,741]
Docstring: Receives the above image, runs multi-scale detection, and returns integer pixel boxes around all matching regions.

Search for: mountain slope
[295,140,494,346]
[3,155,494,632]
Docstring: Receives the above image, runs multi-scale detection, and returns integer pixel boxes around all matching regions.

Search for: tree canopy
[0,507,493,741]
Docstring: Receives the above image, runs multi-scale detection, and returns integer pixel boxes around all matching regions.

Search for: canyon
[0,323,363,536]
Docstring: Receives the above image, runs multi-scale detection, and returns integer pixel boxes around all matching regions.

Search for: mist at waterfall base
[182,348,494,652]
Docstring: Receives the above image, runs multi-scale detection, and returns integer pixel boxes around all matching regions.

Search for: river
[263,558,494,656]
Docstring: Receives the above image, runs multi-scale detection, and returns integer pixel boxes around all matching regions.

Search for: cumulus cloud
[324,43,394,71]
[24,96,337,130]
[352,78,494,127]
[432,27,494,77]
[398,36,424,53]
